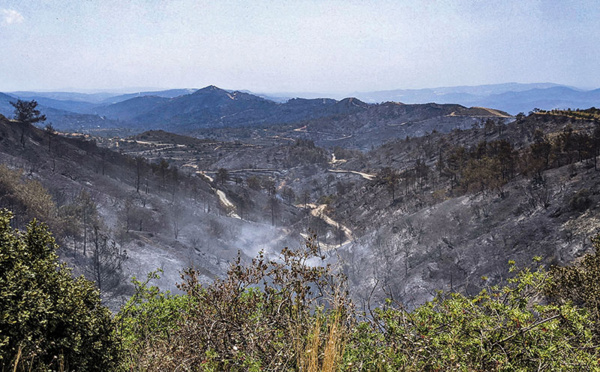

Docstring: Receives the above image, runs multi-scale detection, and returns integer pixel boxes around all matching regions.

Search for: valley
[3,86,600,371]
[1,86,599,311]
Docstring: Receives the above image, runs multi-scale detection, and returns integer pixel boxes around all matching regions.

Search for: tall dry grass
[295,310,347,372]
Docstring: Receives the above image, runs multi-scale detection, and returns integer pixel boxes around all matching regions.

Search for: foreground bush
[119,247,600,371]
[345,260,598,371]
[116,270,192,370]
[118,236,352,371]
[0,210,120,371]
[546,235,600,340]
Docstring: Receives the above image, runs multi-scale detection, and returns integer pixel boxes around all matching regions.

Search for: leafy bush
[117,242,600,371]
[345,259,598,371]
[116,270,191,370]
[546,235,600,339]
[0,210,120,371]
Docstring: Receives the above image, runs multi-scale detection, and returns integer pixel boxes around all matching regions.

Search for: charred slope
[336,161,600,308]
[0,116,301,301]
[270,101,511,150]
[324,111,600,307]
[76,109,600,309]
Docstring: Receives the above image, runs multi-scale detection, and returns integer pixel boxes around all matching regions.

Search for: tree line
[374,123,600,203]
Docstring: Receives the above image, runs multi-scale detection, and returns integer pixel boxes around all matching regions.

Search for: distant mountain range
[265,83,600,115]
[1,83,598,133]
[0,92,122,131]
[87,86,354,130]
[346,83,600,114]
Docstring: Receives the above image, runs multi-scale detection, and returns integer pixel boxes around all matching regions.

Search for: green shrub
[0,210,121,371]
[344,259,599,371]
[118,244,600,371]
[116,270,191,369]
[546,235,600,339]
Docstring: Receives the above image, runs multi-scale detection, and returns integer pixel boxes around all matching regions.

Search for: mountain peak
[337,97,368,108]
[198,85,223,92]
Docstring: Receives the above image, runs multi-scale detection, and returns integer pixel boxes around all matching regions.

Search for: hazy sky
[1,0,599,93]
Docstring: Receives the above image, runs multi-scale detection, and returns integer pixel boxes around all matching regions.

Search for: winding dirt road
[302,203,354,250]
[328,169,375,181]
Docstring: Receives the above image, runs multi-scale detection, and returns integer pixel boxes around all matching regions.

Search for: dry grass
[295,311,346,372]
[321,311,345,372]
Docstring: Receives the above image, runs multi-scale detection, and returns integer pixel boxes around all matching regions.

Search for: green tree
[10,100,47,148]
[10,100,47,125]
[0,210,120,371]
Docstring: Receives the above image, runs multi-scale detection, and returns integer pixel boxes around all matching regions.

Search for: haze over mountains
[2,82,599,125]
[0,82,598,150]
[267,83,600,115]
[351,83,600,114]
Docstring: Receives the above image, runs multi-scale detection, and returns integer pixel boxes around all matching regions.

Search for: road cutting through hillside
[215,189,241,219]
[195,171,240,219]
[329,153,346,165]
[328,169,375,181]
[196,170,214,182]
[302,203,354,250]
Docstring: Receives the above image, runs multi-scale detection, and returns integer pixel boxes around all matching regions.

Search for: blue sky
[1,0,598,93]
